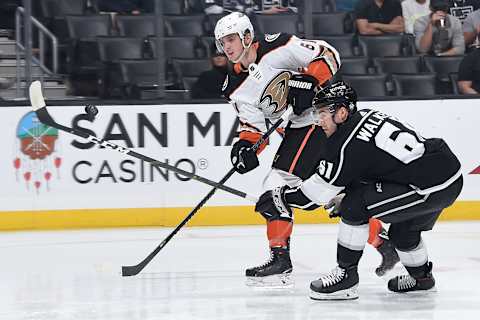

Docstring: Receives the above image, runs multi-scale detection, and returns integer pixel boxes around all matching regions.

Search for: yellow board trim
[0,201,479,231]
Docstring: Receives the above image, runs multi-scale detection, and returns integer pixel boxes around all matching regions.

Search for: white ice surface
[1,221,479,320]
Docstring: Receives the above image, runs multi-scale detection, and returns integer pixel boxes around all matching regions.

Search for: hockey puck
[85,104,99,119]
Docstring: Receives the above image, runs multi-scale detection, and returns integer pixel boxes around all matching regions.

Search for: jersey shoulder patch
[264,33,281,42]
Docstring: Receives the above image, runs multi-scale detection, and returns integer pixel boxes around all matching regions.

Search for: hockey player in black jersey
[214,12,399,288]
[254,81,463,299]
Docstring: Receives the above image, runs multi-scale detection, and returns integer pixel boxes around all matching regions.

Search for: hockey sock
[367,218,384,248]
[267,220,293,248]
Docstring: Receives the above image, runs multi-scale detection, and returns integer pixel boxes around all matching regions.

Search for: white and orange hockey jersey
[222,33,341,147]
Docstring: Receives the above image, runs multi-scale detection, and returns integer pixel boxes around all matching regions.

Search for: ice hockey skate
[388,262,436,293]
[245,247,293,289]
[309,265,359,300]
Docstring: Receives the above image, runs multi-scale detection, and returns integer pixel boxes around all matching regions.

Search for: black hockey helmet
[312,81,357,114]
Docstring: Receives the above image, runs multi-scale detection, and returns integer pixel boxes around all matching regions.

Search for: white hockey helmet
[214,12,255,54]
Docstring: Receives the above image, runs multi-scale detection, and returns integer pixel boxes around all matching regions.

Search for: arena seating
[17,0,469,100]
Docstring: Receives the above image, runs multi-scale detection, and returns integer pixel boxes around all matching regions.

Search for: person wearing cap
[414,0,465,55]
[191,44,229,99]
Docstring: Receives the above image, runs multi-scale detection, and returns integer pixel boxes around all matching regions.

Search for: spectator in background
[336,0,361,12]
[191,45,228,99]
[457,45,480,94]
[202,0,299,15]
[414,0,465,56]
[463,8,480,47]
[402,0,431,34]
[449,0,479,22]
[354,0,404,35]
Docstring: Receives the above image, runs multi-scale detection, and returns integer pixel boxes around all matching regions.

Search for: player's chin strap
[231,38,253,63]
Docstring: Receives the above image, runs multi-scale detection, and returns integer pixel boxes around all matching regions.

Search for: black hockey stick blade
[120,108,293,277]
[28,81,256,202]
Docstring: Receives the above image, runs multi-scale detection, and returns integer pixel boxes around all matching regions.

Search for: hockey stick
[121,107,294,276]
[28,81,256,202]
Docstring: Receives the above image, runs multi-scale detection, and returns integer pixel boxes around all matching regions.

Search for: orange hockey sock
[368,218,384,248]
[267,220,293,248]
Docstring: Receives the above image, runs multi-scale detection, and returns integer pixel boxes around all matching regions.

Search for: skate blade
[245,273,294,290]
[389,286,437,295]
[309,285,359,301]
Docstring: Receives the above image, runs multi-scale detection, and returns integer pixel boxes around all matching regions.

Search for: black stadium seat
[172,59,211,78]
[66,15,111,39]
[319,35,360,58]
[339,57,371,75]
[97,37,145,62]
[372,56,423,75]
[40,0,88,18]
[392,73,437,96]
[424,55,464,94]
[150,37,203,59]
[164,15,206,37]
[342,74,390,97]
[117,15,155,37]
[254,14,301,35]
[424,55,464,81]
[312,12,354,36]
[119,59,160,98]
[66,15,112,74]
[358,35,412,58]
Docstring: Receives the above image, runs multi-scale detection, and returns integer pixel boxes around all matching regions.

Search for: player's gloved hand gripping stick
[29,81,293,276]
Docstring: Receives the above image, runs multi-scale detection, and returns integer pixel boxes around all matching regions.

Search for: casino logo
[13,111,62,194]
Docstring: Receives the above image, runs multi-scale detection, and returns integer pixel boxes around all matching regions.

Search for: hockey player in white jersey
[214,12,399,287]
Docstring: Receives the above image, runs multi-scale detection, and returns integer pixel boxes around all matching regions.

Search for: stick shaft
[121,109,292,276]
[33,107,256,201]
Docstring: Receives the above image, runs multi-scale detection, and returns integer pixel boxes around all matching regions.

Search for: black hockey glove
[230,139,259,174]
[287,74,319,116]
[324,193,345,218]
[255,186,293,221]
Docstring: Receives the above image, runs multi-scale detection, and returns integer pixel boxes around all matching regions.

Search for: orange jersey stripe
[288,125,316,174]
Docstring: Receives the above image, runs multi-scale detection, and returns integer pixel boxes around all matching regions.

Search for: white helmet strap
[231,32,252,63]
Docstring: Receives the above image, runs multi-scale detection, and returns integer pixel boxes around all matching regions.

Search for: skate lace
[320,266,345,287]
[258,251,275,269]
[397,274,417,290]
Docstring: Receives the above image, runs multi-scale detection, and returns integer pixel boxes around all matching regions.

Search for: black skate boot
[310,265,359,300]
[375,230,400,276]
[245,247,293,288]
[388,262,435,293]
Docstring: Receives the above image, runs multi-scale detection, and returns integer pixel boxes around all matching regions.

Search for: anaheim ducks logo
[259,71,291,116]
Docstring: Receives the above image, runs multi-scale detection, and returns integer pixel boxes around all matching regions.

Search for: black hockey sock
[337,243,363,268]
[405,262,431,279]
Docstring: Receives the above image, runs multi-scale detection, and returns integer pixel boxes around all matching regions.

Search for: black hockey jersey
[299,109,462,205]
